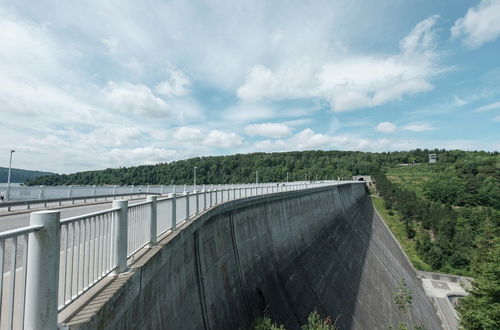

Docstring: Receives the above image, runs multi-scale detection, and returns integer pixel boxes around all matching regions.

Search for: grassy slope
[371,195,432,271]
[385,164,443,200]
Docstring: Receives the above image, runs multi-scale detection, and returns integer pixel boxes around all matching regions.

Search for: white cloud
[376,122,397,133]
[224,104,276,122]
[156,67,191,97]
[204,130,243,149]
[451,0,500,48]
[251,128,491,153]
[173,127,244,149]
[101,37,119,54]
[244,123,292,138]
[474,101,500,112]
[376,122,433,133]
[253,128,407,151]
[103,81,170,117]
[402,123,434,132]
[88,126,143,147]
[237,16,440,112]
[173,127,203,141]
[107,147,178,166]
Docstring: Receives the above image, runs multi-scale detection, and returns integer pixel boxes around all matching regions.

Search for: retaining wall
[79,183,442,329]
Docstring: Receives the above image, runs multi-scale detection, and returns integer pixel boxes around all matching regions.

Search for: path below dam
[66,183,442,330]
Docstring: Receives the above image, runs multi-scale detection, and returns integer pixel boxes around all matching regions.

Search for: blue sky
[0,0,499,173]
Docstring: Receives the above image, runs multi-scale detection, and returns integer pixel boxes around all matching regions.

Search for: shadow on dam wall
[80,183,442,330]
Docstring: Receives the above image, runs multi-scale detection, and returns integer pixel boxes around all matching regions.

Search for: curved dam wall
[81,183,442,329]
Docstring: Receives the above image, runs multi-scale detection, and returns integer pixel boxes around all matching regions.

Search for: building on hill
[428,153,437,163]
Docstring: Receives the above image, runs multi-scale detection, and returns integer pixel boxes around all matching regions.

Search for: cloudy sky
[1,0,499,173]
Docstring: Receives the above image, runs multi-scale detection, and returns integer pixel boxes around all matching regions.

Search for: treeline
[374,153,499,329]
[423,155,499,208]
[0,167,54,183]
[25,149,491,186]
[374,172,498,272]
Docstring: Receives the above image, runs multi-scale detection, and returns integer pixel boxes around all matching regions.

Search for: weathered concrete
[72,183,442,330]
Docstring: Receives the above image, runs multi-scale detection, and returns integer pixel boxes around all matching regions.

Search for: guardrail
[0,181,335,329]
[0,192,161,212]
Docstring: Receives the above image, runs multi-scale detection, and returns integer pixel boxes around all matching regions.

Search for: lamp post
[6,149,15,201]
[286,172,289,183]
[194,166,197,192]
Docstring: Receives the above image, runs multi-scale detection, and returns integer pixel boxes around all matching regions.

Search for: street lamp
[194,166,197,192]
[6,149,15,201]
[286,172,289,183]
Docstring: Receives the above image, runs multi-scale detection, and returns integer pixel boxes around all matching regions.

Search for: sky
[0,0,499,174]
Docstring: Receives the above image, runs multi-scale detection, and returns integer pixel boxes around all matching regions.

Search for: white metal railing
[127,200,152,257]
[58,207,120,310]
[0,181,347,329]
[0,225,43,330]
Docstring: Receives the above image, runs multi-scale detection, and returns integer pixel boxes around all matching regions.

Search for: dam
[64,182,442,329]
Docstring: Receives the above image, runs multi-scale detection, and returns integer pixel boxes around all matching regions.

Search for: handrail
[0,224,44,240]
[60,206,122,224]
[0,191,160,208]
[128,200,153,208]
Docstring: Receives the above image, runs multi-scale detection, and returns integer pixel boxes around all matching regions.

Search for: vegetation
[390,279,425,330]
[457,219,500,330]
[374,169,499,275]
[0,167,54,183]
[26,149,495,186]
[371,196,432,271]
[394,279,413,312]
[374,152,499,329]
[251,311,337,330]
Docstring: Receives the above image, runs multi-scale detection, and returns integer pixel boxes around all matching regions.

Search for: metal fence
[58,207,120,310]
[0,181,338,329]
[0,183,302,203]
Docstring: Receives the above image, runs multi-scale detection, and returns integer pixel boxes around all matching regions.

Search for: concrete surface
[420,273,469,330]
[64,183,442,330]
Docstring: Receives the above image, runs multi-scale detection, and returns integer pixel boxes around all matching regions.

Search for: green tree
[458,219,500,330]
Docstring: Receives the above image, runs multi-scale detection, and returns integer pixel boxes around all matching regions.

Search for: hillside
[25,149,494,186]
[374,153,499,329]
[0,167,55,184]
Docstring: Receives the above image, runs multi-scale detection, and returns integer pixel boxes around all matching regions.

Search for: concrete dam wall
[81,183,442,329]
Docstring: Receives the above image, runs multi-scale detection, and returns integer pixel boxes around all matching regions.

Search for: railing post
[147,195,157,246]
[209,189,212,207]
[202,185,205,209]
[24,210,61,330]
[112,200,128,274]
[195,190,199,214]
[215,188,218,204]
[185,191,189,220]
[171,192,177,230]
[202,188,206,211]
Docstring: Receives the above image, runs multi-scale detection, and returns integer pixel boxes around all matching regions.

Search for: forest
[373,153,499,329]
[25,149,490,186]
[0,167,54,183]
